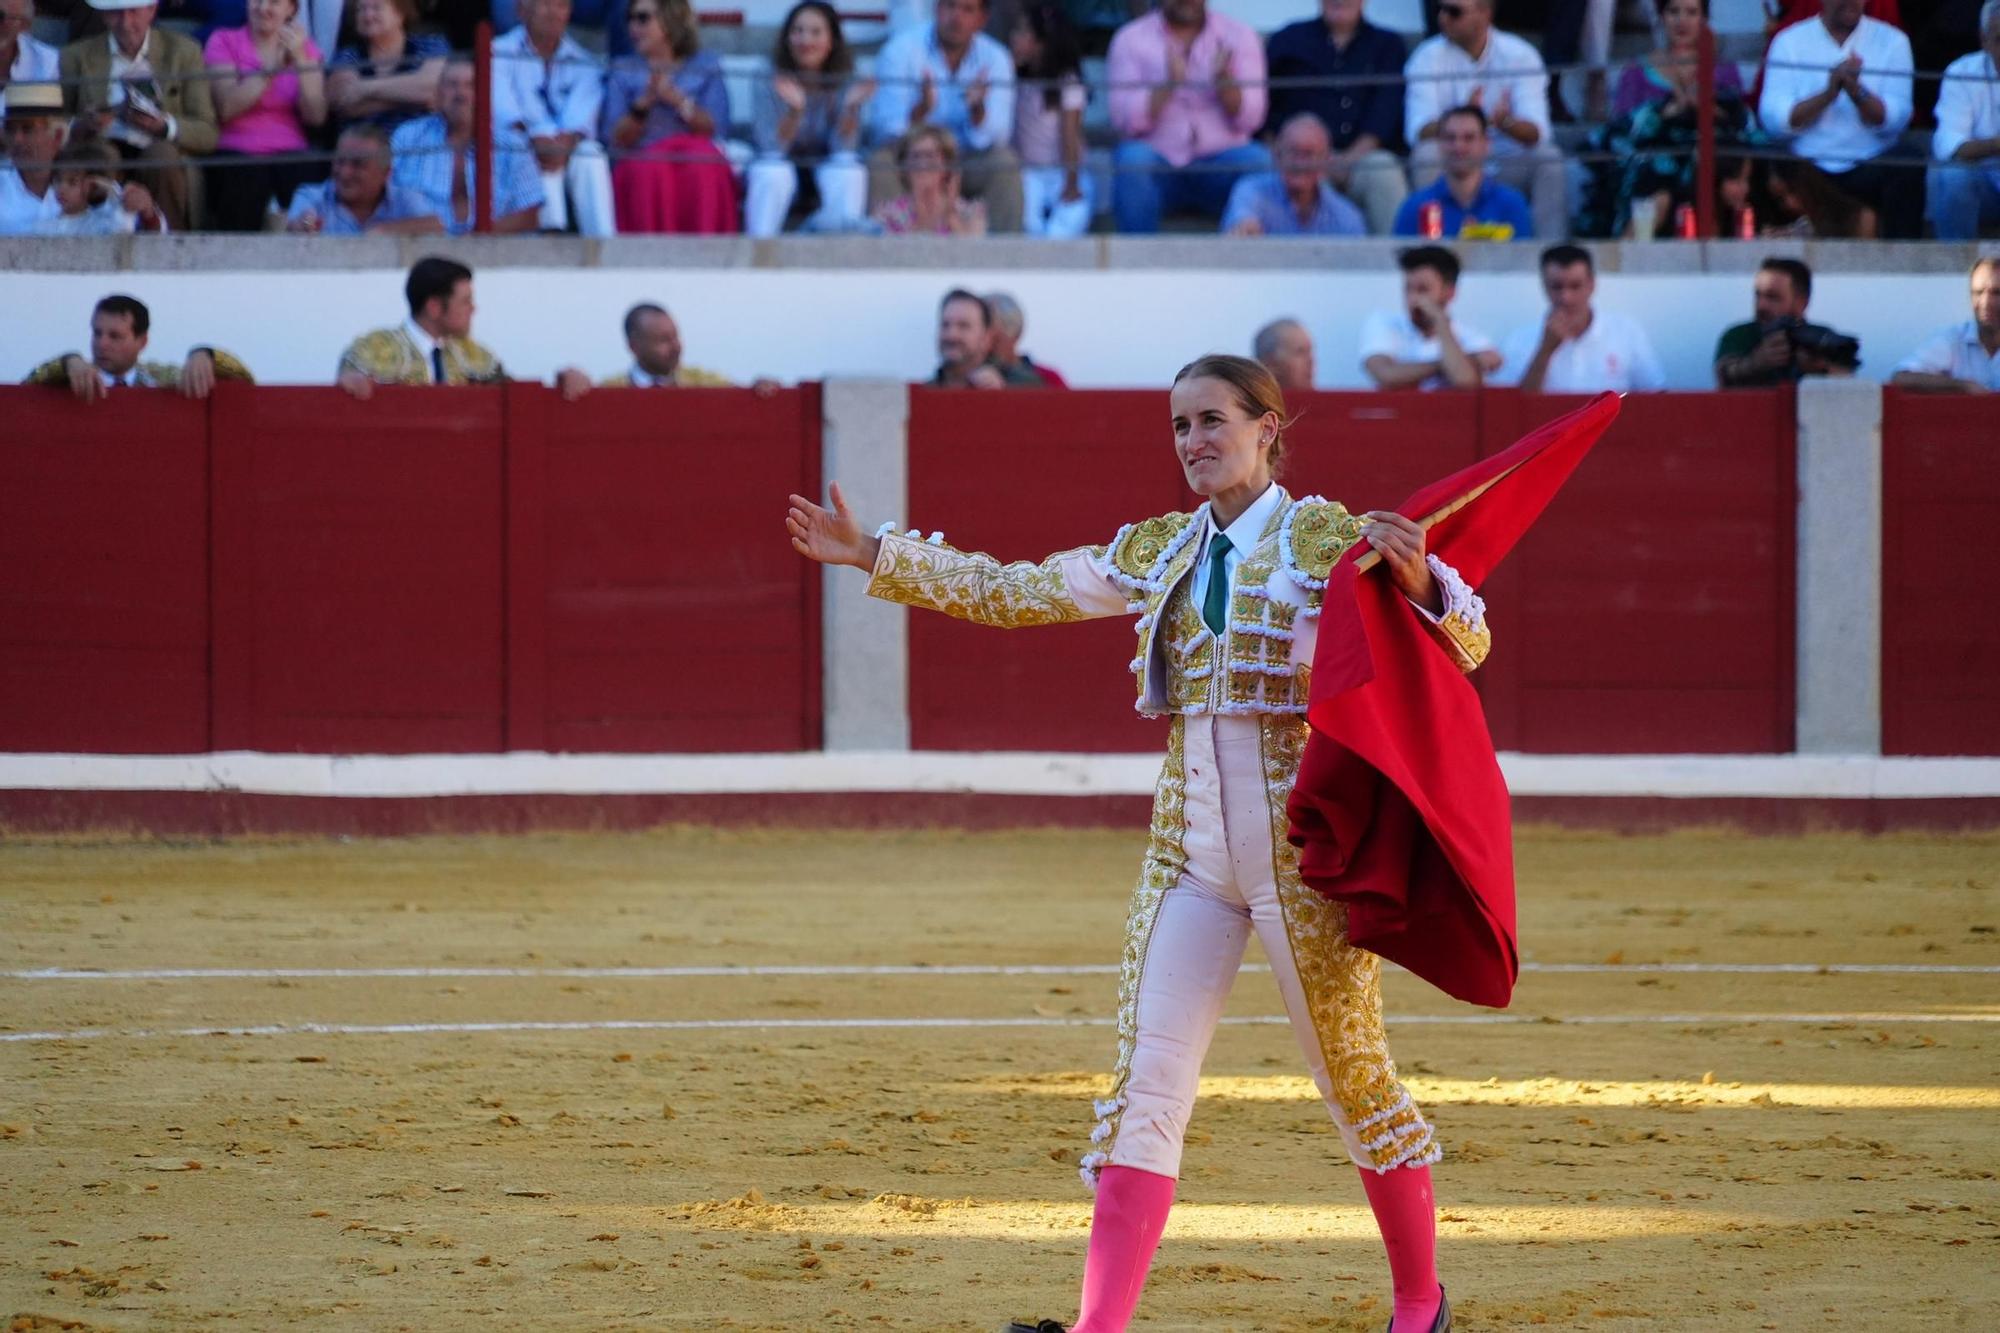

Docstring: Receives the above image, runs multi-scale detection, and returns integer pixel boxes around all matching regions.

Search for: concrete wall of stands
[2,381,1994,770]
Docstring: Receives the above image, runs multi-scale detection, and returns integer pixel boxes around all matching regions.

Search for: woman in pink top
[204,0,327,232]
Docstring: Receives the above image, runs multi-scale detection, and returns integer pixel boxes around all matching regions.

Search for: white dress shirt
[3,33,59,111]
[865,22,1015,152]
[1358,307,1497,391]
[1895,319,2000,389]
[1189,481,1287,616]
[1932,50,2000,188]
[0,165,61,235]
[1403,29,1550,158]
[489,26,605,142]
[1758,15,1912,172]
[1497,309,1666,392]
[403,319,448,382]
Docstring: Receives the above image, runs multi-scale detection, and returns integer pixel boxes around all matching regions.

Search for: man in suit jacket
[59,0,217,229]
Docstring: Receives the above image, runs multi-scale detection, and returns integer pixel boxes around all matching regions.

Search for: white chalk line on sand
[2,1012,1996,1044]
[6,962,1999,981]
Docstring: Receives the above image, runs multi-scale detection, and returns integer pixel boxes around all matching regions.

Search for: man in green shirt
[1714,258,1859,387]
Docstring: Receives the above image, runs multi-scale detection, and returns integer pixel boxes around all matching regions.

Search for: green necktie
[1202,534,1233,637]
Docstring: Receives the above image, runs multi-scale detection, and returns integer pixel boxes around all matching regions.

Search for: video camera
[1759,316,1862,372]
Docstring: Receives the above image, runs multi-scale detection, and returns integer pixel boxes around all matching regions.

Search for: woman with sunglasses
[787,355,1480,1333]
[745,0,873,236]
[602,0,738,233]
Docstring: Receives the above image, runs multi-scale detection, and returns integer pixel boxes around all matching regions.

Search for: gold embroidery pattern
[1111,513,1195,582]
[1427,611,1492,673]
[1286,501,1364,583]
[866,533,1097,629]
[1258,715,1440,1172]
[1160,584,1211,714]
[1082,716,1188,1185]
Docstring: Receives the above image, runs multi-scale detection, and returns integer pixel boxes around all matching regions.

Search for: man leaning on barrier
[24,294,252,400]
[1890,257,2000,394]
[338,256,506,396]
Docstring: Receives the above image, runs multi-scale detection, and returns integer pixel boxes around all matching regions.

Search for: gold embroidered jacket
[338,327,505,386]
[866,489,1490,716]
[24,348,254,389]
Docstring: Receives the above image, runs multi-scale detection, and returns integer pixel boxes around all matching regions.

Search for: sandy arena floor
[2,826,1997,1331]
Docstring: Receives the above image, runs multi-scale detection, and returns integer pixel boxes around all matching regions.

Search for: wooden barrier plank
[0,387,210,753]
[1882,391,2000,756]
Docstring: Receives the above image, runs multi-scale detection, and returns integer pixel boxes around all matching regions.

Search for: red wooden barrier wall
[0,394,211,753]
[1881,391,2000,756]
[904,389,1798,754]
[0,384,820,755]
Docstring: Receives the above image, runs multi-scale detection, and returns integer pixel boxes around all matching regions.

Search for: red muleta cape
[1285,393,1623,1009]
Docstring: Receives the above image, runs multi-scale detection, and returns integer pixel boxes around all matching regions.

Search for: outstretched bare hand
[787,481,880,570]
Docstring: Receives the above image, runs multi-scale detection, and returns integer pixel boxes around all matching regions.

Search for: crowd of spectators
[23,251,1999,398]
[3,0,1998,237]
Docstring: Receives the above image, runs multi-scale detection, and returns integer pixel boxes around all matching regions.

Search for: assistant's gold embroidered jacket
[867,490,1490,1181]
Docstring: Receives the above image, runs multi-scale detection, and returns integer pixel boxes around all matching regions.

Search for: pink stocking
[1358,1164,1442,1332]
[1071,1165,1177,1333]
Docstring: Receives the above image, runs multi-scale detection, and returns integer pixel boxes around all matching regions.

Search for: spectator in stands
[1263,0,1409,235]
[745,1,872,237]
[934,288,1043,386]
[1403,0,1566,240]
[1580,0,1760,239]
[1222,111,1366,237]
[1253,316,1315,391]
[493,0,615,238]
[338,256,505,396]
[1359,244,1501,389]
[1926,0,2000,241]
[1392,105,1532,240]
[59,0,219,231]
[985,290,1068,386]
[1,0,59,113]
[603,0,739,233]
[391,57,545,234]
[1106,0,1269,233]
[202,0,327,232]
[1542,0,1616,123]
[284,122,444,234]
[1890,257,2000,392]
[0,81,68,233]
[1063,0,1140,58]
[1497,244,1666,392]
[866,0,1023,232]
[1011,2,1092,239]
[1757,0,1918,237]
[1713,257,1861,386]
[1617,0,1744,117]
[874,124,987,233]
[556,301,782,395]
[326,0,448,135]
[23,293,251,399]
[36,138,163,232]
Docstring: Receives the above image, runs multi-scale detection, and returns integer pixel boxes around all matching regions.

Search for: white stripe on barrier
[2,751,1999,799]
[1,1012,1991,1044]
[5,962,1998,981]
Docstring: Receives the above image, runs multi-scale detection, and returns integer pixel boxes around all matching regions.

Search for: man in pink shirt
[1107,0,1270,232]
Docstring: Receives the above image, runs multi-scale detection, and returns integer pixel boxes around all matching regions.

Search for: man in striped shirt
[390,56,544,234]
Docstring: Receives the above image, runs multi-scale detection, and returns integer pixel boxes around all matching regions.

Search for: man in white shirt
[0,80,65,234]
[864,0,1021,231]
[1498,244,1665,393]
[0,0,58,113]
[490,0,614,237]
[1890,258,2000,393]
[1403,0,1567,239]
[1359,244,1502,391]
[1925,0,2000,241]
[1757,0,1917,236]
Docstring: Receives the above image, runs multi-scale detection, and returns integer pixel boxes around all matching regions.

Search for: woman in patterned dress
[785,355,1482,1333]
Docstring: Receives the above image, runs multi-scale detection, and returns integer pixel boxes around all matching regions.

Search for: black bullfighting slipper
[1383,1285,1451,1332]
[1000,1321,1066,1332]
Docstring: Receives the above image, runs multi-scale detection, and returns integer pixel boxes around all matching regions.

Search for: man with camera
[1713,258,1861,388]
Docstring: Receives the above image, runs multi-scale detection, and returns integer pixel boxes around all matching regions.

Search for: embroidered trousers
[1100,713,1436,1180]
